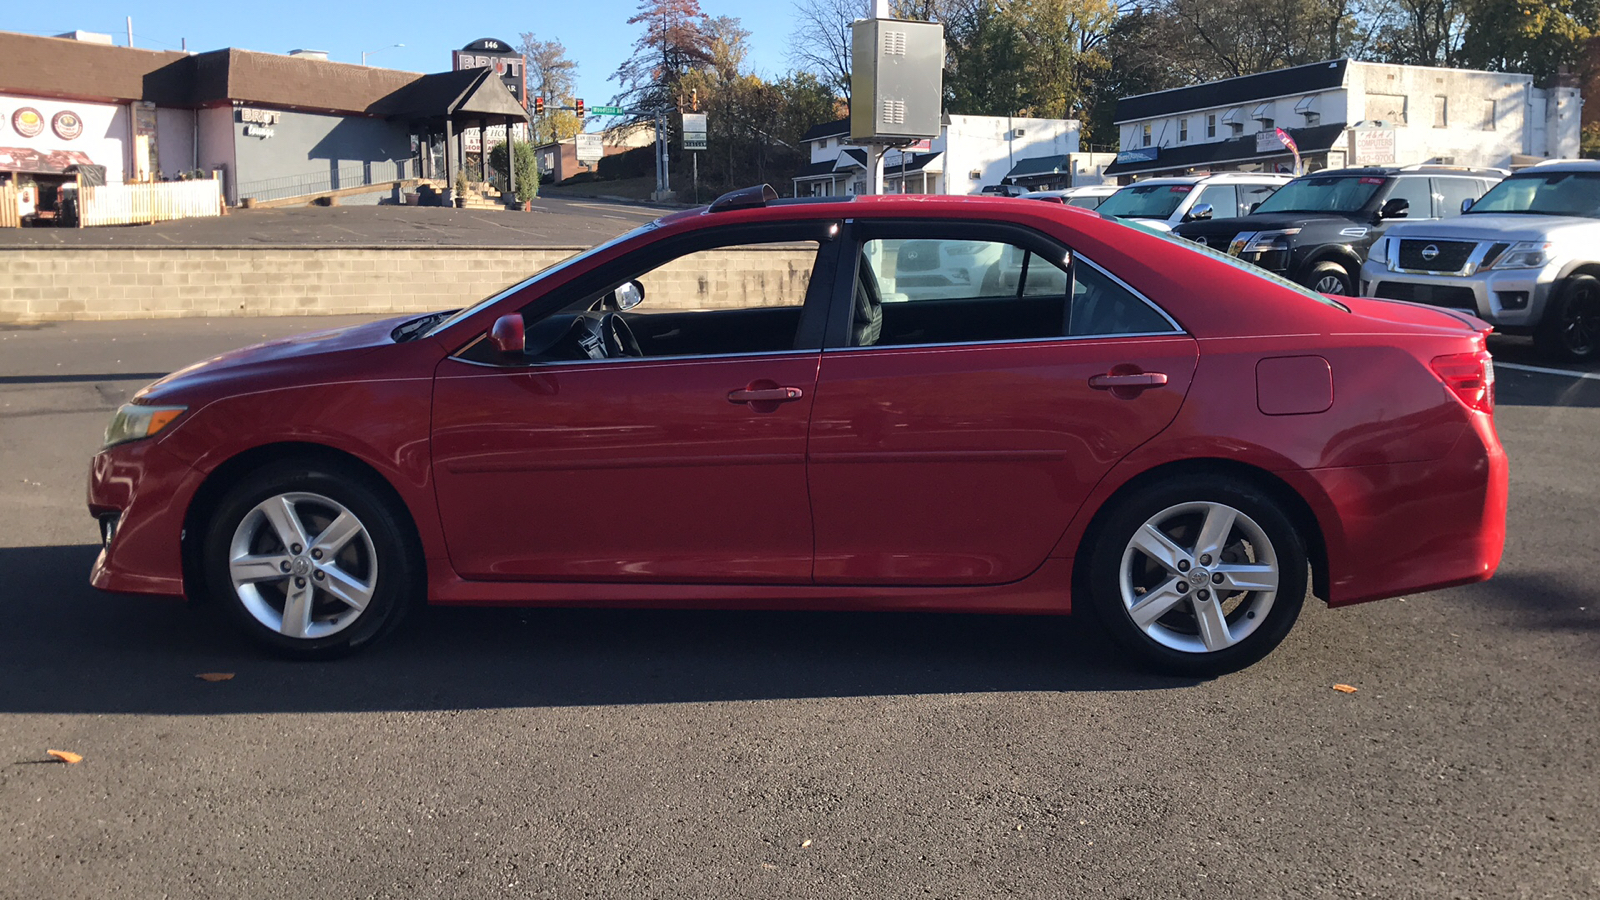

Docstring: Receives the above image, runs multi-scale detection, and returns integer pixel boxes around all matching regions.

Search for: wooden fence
[0,183,18,228]
[79,179,222,228]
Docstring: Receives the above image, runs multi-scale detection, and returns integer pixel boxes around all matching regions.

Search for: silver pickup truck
[1359,159,1600,361]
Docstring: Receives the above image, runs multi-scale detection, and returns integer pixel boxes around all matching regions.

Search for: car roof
[1124,172,1291,187]
[1521,159,1600,175]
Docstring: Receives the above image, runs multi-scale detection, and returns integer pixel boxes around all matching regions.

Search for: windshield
[420,222,659,339]
[1097,184,1192,219]
[1468,171,1600,218]
[1253,175,1383,214]
[1123,218,1349,311]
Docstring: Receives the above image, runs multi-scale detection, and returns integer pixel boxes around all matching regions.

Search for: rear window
[1124,219,1349,311]
[1253,176,1383,214]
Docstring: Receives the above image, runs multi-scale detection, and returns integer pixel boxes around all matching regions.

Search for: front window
[1097,183,1193,220]
[1468,171,1600,218]
[1142,123,1152,147]
[1252,175,1384,214]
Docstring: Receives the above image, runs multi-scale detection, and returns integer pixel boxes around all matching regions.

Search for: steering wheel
[601,312,643,358]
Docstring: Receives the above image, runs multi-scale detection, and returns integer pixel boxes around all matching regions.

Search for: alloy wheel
[1117,501,1280,654]
[1313,274,1348,295]
[227,491,378,640]
[1556,282,1600,358]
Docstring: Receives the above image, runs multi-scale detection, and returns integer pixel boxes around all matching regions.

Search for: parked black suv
[1172,165,1502,295]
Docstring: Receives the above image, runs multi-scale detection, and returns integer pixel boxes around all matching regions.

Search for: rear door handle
[727,387,804,404]
[1089,372,1169,389]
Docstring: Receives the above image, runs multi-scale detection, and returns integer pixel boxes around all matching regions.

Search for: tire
[1533,274,1600,363]
[1304,261,1354,296]
[201,459,421,658]
[1085,475,1307,677]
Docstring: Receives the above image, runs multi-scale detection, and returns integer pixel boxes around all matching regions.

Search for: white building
[1108,59,1582,181]
[794,114,1102,197]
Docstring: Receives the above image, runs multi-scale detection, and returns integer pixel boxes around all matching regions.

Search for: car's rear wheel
[1306,261,1354,296]
[1087,476,1307,676]
[1533,274,1600,362]
[202,460,419,657]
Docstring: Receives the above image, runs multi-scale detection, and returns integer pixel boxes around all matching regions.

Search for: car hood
[1385,212,1599,244]
[135,315,412,404]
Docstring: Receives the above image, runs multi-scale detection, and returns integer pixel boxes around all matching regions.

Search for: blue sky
[4,1,801,113]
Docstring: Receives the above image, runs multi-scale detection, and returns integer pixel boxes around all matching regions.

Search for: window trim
[823,219,1184,352]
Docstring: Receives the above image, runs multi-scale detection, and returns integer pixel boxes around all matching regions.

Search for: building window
[1230,121,1244,136]
[1434,96,1448,128]
[1363,93,1408,126]
[1180,118,1188,142]
[1206,114,1216,138]
[1481,100,1496,131]
[1258,117,1274,132]
[1142,123,1152,147]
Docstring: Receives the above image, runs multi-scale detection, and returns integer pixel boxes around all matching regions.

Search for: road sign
[575,133,603,163]
[591,106,625,116]
[682,112,707,151]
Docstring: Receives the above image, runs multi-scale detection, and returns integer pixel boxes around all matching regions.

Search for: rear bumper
[87,440,202,597]
[1309,410,1507,607]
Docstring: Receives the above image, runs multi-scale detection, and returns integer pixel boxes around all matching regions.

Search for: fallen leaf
[761,862,778,870]
[1332,683,1358,694]
[46,749,83,764]
[196,673,235,682]
[801,839,812,848]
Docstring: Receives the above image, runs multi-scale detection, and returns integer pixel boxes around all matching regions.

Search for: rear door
[807,220,1199,586]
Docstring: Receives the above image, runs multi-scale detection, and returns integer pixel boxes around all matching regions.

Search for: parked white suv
[1096,172,1292,232]
[1360,159,1600,361]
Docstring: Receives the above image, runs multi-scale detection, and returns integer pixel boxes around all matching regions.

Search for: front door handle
[1088,372,1169,389]
[728,387,804,404]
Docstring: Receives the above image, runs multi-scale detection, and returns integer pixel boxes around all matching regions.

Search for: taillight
[1430,350,1495,413]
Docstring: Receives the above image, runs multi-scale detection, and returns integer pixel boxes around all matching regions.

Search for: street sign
[682,112,707,151]
[575,133,603,163]
[591,106,625,116]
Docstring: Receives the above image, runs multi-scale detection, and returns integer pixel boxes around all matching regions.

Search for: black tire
[201,459,421,658]
[1533,274,1600,363]
[1085,475,1307,677]
[1304,261,1354,296]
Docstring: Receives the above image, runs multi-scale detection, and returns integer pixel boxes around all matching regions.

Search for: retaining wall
[0,246,816,322]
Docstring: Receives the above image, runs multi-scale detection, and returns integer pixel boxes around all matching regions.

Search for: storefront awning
[1003,154,1069,181]
[0,147,95,176]
[886,152,942,174]
[1105,123,1347,177]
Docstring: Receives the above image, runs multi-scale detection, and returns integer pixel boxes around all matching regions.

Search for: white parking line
[1495,361,1600,381]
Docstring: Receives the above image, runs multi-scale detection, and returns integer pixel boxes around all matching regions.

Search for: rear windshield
[1253,175,1383,214]
[1123,219,1349,311]
[1468,171,1600,218]
[1097,184,1192,220]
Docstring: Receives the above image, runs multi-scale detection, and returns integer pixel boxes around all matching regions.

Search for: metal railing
[236,159,416,204]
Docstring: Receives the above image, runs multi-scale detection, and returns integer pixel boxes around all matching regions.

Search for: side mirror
[611,280,645,311]
[488,314,525,354]
[1461,197,1474,213]
[1379,197,1410,220]
[1186,203,1214,222]
[1249,202,1263,214]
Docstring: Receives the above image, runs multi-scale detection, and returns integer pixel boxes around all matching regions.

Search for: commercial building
[794,114,1105,197]
[1108,59,1582,180]
[0,30,528,209]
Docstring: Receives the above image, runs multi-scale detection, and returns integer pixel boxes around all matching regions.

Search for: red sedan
[87,187,1507,674]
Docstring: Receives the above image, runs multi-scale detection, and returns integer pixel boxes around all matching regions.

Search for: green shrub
[488,140,540,202]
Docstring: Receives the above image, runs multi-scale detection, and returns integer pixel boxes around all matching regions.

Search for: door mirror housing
[489,314,526,354]
[1249,201,1263,214]
[1185,203,1214,222]
[1378,197,1410,220]
[1460,197,1474,214]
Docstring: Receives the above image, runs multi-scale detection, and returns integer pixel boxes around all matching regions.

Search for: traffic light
[691,89,698,112]
[534,96,545,116]
[574,98,584,118]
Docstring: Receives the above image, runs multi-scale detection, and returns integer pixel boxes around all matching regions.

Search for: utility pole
[126,17,133,48]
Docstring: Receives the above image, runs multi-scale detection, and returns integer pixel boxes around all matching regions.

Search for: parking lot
[1,316,1596,898]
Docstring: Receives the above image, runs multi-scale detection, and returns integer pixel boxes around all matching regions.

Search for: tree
[489,140,540,202]
[1458,0,1598,81]
[944,0,1029,115]
[519,34,583,144]
[1366,0,1468,67]
[610,0,717,120]
[787,0,869,100]
[1006,0,1118,119]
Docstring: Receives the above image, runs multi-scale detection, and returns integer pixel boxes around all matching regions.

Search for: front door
[807,225,1199,585]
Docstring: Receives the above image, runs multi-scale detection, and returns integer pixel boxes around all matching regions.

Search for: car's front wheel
[1305,261,1354,296]
[202,460,420,657]
[1086,476,1307,676]
[1533,273,1600,362]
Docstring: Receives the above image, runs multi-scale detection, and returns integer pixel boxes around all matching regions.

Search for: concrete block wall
[0,246,817,322]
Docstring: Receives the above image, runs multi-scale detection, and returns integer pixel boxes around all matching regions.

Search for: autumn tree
[1458,0,1598,81]
[519,34,583,143]
[610,0,717,120]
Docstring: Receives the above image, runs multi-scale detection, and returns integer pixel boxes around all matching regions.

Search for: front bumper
[1359,259,1561,330]
[87,439,204,597]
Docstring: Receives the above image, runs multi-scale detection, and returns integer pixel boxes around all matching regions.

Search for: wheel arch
[180,441,426,601]
[1070,457,1330,606]
[1295,245,1362,284]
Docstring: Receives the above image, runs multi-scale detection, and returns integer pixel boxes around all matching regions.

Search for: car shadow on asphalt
[1,545,1195,715]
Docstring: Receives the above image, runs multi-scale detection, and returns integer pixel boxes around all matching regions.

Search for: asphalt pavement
[1,318,1596,898]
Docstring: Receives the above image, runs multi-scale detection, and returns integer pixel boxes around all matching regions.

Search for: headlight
[1241,228,1301,253]
[1369,237,1390,265]
[104,403,186,449]
[1486,241,1552,270]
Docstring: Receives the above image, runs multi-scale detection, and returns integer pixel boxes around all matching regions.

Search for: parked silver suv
[1360,160,1600,361]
